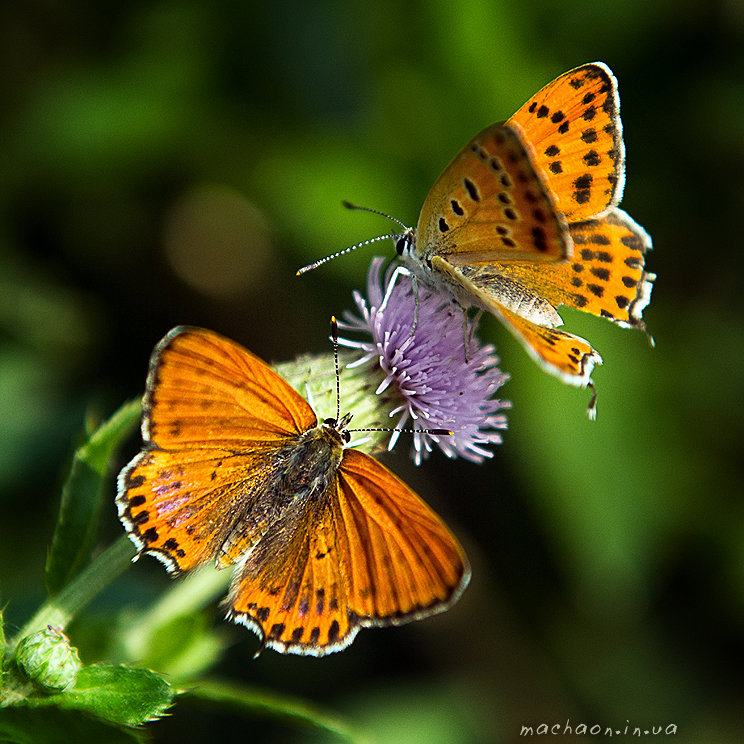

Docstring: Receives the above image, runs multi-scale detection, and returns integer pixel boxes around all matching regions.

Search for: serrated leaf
[0,707,146,744]
[32,664,174,726]
[45,399,141,596]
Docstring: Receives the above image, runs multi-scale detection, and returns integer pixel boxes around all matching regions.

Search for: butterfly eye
[322,417,350,443]
[395,235,410,256]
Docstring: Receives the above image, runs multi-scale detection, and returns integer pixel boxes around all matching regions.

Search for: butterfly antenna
[329,314,452,440]
[330,316,341,424]
[350,426,454,436]
[295,201,409,276]
[341,200,409,230]
[296,234,396,275]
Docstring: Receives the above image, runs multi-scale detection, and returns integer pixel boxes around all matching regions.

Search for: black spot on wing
[463,177,480,201]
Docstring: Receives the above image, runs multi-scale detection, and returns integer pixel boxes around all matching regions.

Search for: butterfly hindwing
[481,207,655,330]
[117,446,278,572]
[227,494,355,656]
[428,255,602,388]
[487,304,602,388]
[334,449,470,623]
[226,447,470,656]
[567,207,655,329]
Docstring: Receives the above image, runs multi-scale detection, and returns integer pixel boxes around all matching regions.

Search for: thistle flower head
[335,258,510,464]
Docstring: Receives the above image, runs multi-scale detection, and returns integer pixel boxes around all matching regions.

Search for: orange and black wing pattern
[334,449,469,625]
[416,123,570,265]
[491,208,655,331]
[508,61,624,221]
[227,447,469,656]
[117,327,318,573]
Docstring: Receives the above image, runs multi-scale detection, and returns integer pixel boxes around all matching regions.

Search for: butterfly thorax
[276,421,346,503]
[215,417,351,571]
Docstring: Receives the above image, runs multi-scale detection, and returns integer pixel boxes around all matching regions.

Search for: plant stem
[11,536,136,651]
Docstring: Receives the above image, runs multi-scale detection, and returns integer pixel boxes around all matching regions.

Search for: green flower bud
[16,626,82,692]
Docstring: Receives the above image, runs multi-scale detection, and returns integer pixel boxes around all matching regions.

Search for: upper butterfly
[117,326,469,656]
[306,62,655,417]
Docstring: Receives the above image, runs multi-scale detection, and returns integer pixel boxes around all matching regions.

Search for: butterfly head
[321,411,353,444]
[394,227,415,258]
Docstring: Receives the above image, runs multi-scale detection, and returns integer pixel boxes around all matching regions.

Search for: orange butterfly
[117,326,469,656]
[341,63,654,416]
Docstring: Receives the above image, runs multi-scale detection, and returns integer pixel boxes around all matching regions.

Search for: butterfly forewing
[415,123,571,265]
[117,327,319,572]
[144,326,317,449]
[508,62,624,221]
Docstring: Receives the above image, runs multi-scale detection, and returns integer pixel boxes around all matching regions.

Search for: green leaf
[0,707,146,744]
[45,399,141,596]
[31,664,174,726]
[181,678,368,743]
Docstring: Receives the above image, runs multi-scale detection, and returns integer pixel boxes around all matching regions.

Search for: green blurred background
[1,0,743,741]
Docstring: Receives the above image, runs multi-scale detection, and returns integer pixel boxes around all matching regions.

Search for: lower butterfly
[117,326,469,656]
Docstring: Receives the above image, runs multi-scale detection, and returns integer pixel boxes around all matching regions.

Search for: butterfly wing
[415,123,571,266]
[508,62,624,221]
[140,326,316,449]
[429,255,602,388]
[117,327,318,573]
[489,208,655,331]
[227,490,355,656]
[227,448,469,656]
[334,449,469,625]
[486,304,602,388]
[567,208,655,329]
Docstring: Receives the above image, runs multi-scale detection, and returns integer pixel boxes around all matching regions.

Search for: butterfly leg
[379,264,412,312]
[586,381,598,421]
[463,309,484,364]
[380,264,420,339]
[409,273,421,339]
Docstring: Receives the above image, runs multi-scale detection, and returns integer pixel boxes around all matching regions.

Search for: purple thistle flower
[337,257,510,464]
